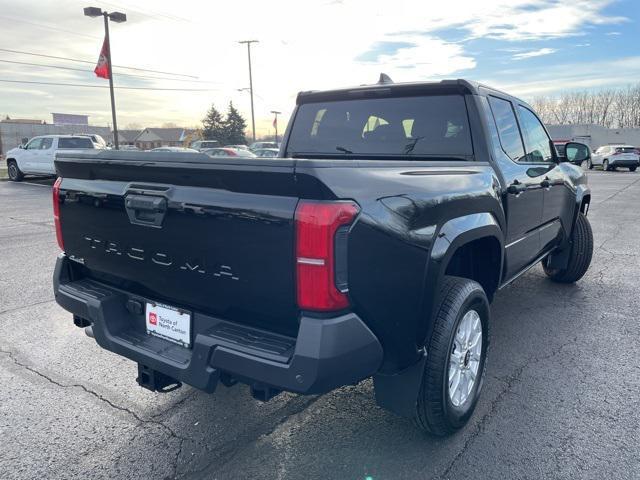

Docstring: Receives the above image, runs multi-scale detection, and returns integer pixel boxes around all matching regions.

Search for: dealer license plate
[145,302,191,348]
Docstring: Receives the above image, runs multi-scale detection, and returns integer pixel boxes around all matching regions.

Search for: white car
[5,135,96,181]
[590,144,639,171]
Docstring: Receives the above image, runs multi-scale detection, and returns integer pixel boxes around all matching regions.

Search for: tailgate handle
[125,194,167,227]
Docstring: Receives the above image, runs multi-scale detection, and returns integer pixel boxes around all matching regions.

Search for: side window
[40,138,53,149]
[488,96,525,161]
[26,138,43,150]
[517,106,554,163]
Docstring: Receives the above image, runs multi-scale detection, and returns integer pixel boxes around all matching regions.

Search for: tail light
[295,200,359,311]
[52,177,64,251]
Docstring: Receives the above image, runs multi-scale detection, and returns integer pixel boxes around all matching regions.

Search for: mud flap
[373,351,427,418]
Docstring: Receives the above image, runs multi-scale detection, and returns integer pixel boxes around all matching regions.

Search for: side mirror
[563,142,590,165]
[18,144,24,149]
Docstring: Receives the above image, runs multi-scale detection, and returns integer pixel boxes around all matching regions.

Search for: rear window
[58,137,94,149]
[615,147,635,153]
[286,95,472,158]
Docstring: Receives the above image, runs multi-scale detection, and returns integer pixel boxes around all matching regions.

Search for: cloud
[0,0,629,134]
[512,48,557,60]
[606,31,622,35]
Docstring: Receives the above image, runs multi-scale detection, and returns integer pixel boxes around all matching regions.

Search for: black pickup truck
[52,78,593,436]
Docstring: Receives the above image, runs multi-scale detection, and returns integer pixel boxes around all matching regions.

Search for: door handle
[507,182,527,195]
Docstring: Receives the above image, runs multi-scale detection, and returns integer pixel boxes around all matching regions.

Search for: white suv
[591,144,639,172]
[5,135,96,181]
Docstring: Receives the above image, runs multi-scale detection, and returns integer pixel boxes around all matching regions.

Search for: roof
[139,127,186,142]
[296,78,520,105]
[117,129,142,142]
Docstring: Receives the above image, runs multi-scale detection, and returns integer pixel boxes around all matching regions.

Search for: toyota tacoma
[52,78,593,435]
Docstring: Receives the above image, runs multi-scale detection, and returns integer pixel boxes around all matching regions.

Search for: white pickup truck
[6,135,97,181]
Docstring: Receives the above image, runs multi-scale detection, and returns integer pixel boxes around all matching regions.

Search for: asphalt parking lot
[1,171,639,480]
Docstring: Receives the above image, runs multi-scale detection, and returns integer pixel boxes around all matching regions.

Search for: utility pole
[238,40,258,143]
[84,7,126,149]
[271,110,281,143]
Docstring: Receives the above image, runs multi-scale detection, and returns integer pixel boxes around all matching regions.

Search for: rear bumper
[609,158,639,167]
[53,254,383,395]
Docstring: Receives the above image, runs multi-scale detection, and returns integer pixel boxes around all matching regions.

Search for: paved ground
[1,171,639,480]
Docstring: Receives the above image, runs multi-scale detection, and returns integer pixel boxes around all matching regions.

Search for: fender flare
[373,212,504,418]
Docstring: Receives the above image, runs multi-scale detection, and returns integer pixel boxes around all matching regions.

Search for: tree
[202,104,225,141]
[223,101,247,145]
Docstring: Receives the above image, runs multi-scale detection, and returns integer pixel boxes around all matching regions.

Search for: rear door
[486,95,545,280]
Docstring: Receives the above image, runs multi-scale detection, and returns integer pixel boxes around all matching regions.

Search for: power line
[0,58,220,84]
[0,78,218,92]
[0,15,101,40]
[0,48,198,79]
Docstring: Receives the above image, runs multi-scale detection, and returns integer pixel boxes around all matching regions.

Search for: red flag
[94,37,110,79]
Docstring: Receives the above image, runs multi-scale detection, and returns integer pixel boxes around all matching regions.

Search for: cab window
[517,106,554,163]
[26,138,43,150]
[40,138,53,149]
[488,96,525,162]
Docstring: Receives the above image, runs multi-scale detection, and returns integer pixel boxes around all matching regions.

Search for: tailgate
[55,151,300,335]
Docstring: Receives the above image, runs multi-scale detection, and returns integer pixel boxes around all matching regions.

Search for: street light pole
[84,7,126,149]
[239,40,258,143]
[271,110,281,143]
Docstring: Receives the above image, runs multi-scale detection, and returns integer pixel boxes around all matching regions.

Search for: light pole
[238,40,258,143]
[271,110,281,143]
[84,7,126,149]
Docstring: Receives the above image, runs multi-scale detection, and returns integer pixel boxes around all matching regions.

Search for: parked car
[119,145,140,151]
[224,144,250,151]
[591,144,639,171]
[52,78,593,436]
[5,135,95,181]
[150,147,198,153]
[203,147,256,157]
[252,148,279,158]
[190,140,221,151]
[249,141,279,151]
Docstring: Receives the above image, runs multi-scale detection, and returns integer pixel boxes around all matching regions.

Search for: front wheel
[543,213,593,283]
[603,159,610,171]
[414,276,489,436]
[7,160,24,182]
[587,159,594,170]
[630,166,637,172]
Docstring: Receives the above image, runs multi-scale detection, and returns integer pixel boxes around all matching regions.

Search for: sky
[0,0,639,137]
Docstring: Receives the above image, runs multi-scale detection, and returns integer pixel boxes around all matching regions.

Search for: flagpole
[271,110,281,144]
[103,12,119,150]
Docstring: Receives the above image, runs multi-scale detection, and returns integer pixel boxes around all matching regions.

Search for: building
[134,128,200,150]
[52,113,89,126]
[547,124,640,150]
[117,130,142,147]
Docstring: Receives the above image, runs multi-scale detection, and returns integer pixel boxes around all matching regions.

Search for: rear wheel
[414,276,489,436]
[588,159,594,170]
[543,213,593,283]
[630,166,637,172]
[7,160,24,182]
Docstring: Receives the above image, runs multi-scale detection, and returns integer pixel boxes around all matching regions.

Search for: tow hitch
[136,364,182,393]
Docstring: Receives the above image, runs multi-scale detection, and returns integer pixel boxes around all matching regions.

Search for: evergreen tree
[202,104,224,141]
[223,101,247,145]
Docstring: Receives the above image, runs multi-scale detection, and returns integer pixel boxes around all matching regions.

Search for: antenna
[377,73,393,85]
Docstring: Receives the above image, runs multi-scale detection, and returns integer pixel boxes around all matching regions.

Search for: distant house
[134,128,199,150]
[118,130,142,146]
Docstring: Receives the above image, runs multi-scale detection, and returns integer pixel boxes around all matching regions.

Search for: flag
[94,37,110,79]
[272,116,277,128]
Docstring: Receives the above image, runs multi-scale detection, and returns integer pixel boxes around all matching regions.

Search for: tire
[630,166,637,172]
[588,159,594,170]
[543,213,593,283]
[7,160,24,182]
[603,159,610,171]
[414,276,489,436]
